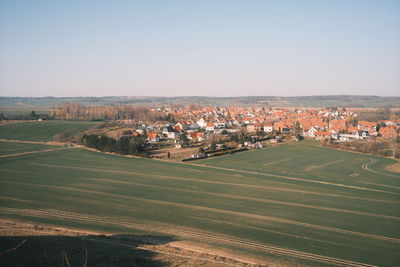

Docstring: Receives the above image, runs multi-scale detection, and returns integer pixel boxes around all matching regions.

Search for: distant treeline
[51,103,174,121]
[0,111,52,121]
[323,139,399,158]
[1,95,400,108]
[81,134,146,156]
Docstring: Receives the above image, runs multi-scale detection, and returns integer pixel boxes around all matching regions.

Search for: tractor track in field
[0,148,71,159]
[180,214,366,250]
[4,180,400,244]
[0,208,377,267]
[27,162,399,204]
[0,138,63,145]
[362,159,400,178]
[84,177,400,220]
[359,181,400,190]
[304,160,345,171]
[189,163,399,195]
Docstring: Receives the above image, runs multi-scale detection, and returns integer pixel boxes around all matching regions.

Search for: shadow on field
[0,234,176,267]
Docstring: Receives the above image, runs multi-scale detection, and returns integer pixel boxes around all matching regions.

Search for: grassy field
[0,142,58,156]
[0,121,100,142]
[0,140,399,266]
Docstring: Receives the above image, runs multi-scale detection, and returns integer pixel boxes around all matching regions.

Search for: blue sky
[0,0,399,97]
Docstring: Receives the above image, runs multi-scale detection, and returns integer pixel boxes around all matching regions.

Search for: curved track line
[362,159,400,178]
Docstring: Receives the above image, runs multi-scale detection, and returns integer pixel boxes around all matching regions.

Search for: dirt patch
[148,146,200,161]
[385,162,400,173]
[263,158,292,166]
[304,160,344,172]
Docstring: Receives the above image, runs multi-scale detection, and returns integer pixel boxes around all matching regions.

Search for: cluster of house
[122,107,399,146]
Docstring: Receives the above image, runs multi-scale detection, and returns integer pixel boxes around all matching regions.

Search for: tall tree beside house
[210,142,216,151]
[230,133,238,142]
[179,133,189,147]
[293,121,302,136]
[256,129,265,138]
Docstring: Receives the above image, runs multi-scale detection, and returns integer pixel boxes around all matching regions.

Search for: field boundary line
[0,138,64,146]
[0,147,74,159]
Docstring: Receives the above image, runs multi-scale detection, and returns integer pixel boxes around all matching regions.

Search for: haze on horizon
[0,0,399,97]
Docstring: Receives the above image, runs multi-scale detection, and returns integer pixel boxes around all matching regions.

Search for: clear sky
[0,0,399,97]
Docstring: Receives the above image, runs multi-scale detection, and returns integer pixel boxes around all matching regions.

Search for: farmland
[0,136,399,266]
[0,142,58,156]
[0,121,100,142]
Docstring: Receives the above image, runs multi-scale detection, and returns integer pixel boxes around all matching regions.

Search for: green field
[0,121,100,142]
[0,140,399,266]
[0,142,58,156]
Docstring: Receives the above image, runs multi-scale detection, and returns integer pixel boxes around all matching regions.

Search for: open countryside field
[199,142,400,191]
[0,136,399,266]
[0,142,58,156]
[0,121,100,142]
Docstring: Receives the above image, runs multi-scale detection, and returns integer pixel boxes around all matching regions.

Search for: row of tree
[323,138,399,158]
[0,111,52,121]
[81,134,146,156]
[51,103,172,122]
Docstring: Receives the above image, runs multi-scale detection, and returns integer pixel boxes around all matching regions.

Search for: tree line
[323,138,399,158]
[81,134,146,156]
[0,111,52,121]
[51,103,174,122]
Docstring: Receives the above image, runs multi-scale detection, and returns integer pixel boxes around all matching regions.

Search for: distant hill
[0,95,399,111]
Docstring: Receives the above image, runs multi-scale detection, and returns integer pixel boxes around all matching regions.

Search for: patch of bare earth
[148,146,200,161]
[304,160,344,171]
[385,162,400,173]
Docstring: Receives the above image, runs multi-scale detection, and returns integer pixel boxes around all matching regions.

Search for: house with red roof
[379,127,398,139]
[147,132,160,142]
[314,132,331,140]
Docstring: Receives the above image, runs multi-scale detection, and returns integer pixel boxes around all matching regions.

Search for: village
[113,106,400,160]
